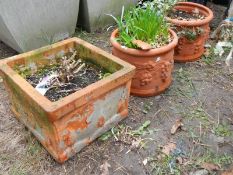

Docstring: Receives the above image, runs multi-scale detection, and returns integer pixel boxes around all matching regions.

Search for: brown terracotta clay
[0,38,135,163]
[110,29,178,97]
[167,2,213,62]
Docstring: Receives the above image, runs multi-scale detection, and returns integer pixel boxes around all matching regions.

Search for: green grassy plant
[109,6,170,49]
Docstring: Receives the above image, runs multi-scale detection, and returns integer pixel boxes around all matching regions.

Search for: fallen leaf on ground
[201,162,220,171]
[132,40,152,50]
[171,119,184,134]
[221,166,233,175]
[176,156,183,164]
[161,142,176,156]
[100,161,111,175]
[204,49,210,57]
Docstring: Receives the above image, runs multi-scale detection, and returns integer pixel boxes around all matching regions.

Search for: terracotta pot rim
[110,29,178,57]
[166,2,214,27]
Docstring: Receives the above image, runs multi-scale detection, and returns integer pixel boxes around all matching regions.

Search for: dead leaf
[132,40,152,50]
[221,166,233,175]
[100,161,111,175]
[176,157,183,164]
[131,139,141,149]
[204,49,210,57]
[171,119,184,134]
[161,142,176,156]
[201,162,220,171]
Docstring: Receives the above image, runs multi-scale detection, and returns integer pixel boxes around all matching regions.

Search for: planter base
[130,80,172,97]
[174,46,205,62]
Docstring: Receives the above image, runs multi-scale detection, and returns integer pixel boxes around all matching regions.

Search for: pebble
[189,169,209,175]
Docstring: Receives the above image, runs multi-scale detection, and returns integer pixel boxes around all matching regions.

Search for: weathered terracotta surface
[167,2,213,62]
[110,29,178,97]
[0,38,135,163]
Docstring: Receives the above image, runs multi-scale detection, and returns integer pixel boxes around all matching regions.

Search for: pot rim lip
[0,38,135,119]
[166,2,214,27]
[110,29,178,56]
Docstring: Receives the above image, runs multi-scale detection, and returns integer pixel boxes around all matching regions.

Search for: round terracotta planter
[166,2,213,62]
[110,29,178,97]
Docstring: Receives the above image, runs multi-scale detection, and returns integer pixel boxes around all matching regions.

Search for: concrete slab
[0,0,80,53]
[78,0,137,32]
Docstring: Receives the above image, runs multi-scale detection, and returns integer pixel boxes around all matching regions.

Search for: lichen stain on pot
[54,86,130,161]
[117,99,129,117]
[97,116,105,128]
[167,2,214,62]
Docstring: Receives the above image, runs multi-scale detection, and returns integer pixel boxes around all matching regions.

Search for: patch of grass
[99,121,153,141]
[188,107,209,122]
[213,123,232,137]
[195,149,233,168]
[149,155,181,175]
[9,164,27,175]
[173,68,196,98]
[26,137,43,156]
[201,47,216,65]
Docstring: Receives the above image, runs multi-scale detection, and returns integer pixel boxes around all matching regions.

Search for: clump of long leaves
[109,6,170,49]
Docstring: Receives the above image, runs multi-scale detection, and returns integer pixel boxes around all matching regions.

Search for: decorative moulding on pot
[0,38,135,163]
[0,0,80,53]
[78,0,137,32]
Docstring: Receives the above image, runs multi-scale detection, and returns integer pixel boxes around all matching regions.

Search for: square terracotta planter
[0,38,135,163]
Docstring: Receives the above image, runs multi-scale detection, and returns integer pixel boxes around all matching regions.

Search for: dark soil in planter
[168,9,206,20]
[15,53,110,102]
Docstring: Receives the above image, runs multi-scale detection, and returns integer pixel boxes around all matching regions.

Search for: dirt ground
[0,2,232,175]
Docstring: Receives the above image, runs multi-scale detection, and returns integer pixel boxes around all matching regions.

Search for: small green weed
[213,123,232,137]
[98,125,125,141]
[142,102,153,114]
[129,120,151,136]
[176,27,204,41]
